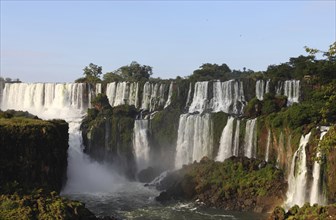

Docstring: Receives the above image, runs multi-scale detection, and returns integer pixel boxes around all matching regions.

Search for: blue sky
[1,1,335,83]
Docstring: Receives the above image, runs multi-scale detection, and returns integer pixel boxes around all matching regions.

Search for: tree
[189,63,231,81]
[103,72,122,82]
[82,63,102,83]
[304,42,336,61]
[117,61,153,81]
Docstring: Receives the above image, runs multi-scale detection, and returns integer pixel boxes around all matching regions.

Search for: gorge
[1,75,335,219]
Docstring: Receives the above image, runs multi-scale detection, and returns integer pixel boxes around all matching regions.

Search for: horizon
[1,1,335,83]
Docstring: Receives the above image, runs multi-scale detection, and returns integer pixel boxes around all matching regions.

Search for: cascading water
[216,117,235,161]
[285,132,311,208]
[185,83,193,109]
[133,120,150,171]
[276,81,283,96]
[211,80,246,115]
[265,130,271,162]
[256,80,265,100]
[309,127,330,205]
[233,119,240,157]
[265,80,270,94]
[284,80,300,105]
[188,82,209,113]
[255,79,270,101]
[244,118,257,158]
[164,82,173,108]
[0,82,268,219]
[175,113,213,169]
[105,82,139,108]
[0,83,125,193]
[141,82,168,112]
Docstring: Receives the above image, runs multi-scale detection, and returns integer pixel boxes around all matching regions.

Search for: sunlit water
[64,182,266,220]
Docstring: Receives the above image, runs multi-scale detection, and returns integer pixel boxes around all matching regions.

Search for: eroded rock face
[0,111,69,193]
[81,101,138,179]
[156,157,287,213]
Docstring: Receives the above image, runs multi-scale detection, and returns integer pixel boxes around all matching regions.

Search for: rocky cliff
[0,110,68,193]
[156,157,287,213]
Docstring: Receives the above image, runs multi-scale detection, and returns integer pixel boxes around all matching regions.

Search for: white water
[265,130,271,162]
[189,82,209,113]
[265,80,270,94]
[133,120,150,171]
[0,83,124,193]
[256,79,270,101]
[216,117,235,161]
[309,127,330,205]
[141,82,168,111]
[185,83,193,109]
[275,81,283,96]
[175,113,213,169]
[164,82,173,108]
[244,118,257,158]
[285,132,311,208]
[106,82,138,107]
[256,80,265,100]
[233,119,240,157]
[284,80,300,105]
[188,80,246,115]
[211,80,246,115]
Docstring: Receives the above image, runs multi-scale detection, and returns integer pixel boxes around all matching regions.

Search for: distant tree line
[76,42,335,84]
[75,61,153,84]
[0,77,21,83]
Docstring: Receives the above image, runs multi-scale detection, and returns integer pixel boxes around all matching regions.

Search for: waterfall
[164,82,173,108]
[244,118,257,158]
[309,127,330,205]
[256,80,265,100]
[211,80,246,115]
[1,83,87,118]
[106,82,117,106]
[114,82,130,106]
[106,82,139,108]
[233,119,240,157]
[285,132,311,208]
[216,117,235,161]
[133,120,150,171]
[265,130,271,162]
[284,80,300,105]
[0,83,123,192]
[129,82,139,108]
[189,82,209,113]
[175,113,213,169]
[276,81,283,96]
[265,80,270,94]
[141,82,168,112]
[256,79,270,100]
[96,83,102,94]
[185,83,193,109]
[0,80,5,106]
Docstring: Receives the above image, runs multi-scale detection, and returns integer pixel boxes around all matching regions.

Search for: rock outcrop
[156,157,287,213]
[0,110,68,193]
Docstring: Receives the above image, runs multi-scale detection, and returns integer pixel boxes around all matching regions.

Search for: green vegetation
[189,63,231,81]
[268,203,336,220]
[0,111,68,193]
[0,189,96,220]
[75,63,102,84]
[158,157,286,212]
[265,42,336,83]
[81,94,138,178]
[103,61,153,83]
